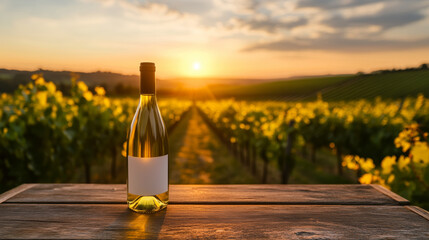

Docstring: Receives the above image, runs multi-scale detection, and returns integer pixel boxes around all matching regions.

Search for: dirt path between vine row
[168,106,258,184]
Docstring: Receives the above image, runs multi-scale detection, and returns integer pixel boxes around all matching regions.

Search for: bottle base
[128,196,167,214]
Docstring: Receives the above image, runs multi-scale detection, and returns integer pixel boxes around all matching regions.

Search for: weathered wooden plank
[0,204,427,239]
[0,184,35,204]
[406,206,429,221]
[371,184,409,205]
[4,184,405,205]
[3,184,126,204]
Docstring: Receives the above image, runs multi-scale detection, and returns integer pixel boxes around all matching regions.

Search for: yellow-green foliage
[198,97,429,206]
[197,96,429,163]
[0,75,191,189]
[343,124,429,208]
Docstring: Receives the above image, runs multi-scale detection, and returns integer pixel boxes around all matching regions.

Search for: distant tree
[420,63,428,70]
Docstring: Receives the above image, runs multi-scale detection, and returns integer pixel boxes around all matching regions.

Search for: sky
[1,0,429,80]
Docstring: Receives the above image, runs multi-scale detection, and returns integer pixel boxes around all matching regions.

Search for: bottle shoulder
[130,105,167,136]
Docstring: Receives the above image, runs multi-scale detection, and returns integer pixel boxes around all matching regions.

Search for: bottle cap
[140,62,155,94]
[140,62,156,72]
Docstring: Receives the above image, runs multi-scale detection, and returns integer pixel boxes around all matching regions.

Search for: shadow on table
[98,208,167,239]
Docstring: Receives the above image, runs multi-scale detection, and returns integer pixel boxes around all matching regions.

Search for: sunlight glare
[193,62,201,71]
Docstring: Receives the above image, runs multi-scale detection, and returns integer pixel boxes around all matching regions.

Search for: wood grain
[0,184,35,204]
[406,206,429,221]
[0,204,427,239]
[371,184,409,205]
[4,184,405,205]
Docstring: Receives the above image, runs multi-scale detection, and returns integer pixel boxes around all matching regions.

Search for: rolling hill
[312,70,429,101]
[208,67,429,101]
[208,75,351,100]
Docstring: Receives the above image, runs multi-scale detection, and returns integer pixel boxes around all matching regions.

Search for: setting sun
[193,62,201,71]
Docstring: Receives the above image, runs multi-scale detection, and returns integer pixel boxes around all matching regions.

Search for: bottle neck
[139,94,157,106]
[140,71,155,94]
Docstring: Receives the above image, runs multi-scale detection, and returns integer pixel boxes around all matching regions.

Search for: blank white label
[128,154,168,196]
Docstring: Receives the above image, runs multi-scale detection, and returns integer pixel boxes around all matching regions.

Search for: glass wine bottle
[127,62,168,213]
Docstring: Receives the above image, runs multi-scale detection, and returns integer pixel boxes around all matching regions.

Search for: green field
[317,70,429,101]
[209,69,429,101]
[210,75,350,100]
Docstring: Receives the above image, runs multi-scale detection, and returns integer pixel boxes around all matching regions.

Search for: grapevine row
[0,75,191,190]
[196,98,429,184]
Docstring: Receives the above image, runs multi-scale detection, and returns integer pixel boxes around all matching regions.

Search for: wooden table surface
[0,184,428,239]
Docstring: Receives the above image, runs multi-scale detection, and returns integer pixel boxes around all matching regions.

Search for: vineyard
[0,74,191,191]
[196,98,429,208]
[209,68,429,101]
[317,69,429,101]
[1,75,428,209]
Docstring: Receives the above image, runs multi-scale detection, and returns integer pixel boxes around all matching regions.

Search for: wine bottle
[126,62,169,213]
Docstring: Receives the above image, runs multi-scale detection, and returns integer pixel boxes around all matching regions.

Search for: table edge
[370,184,409,205]
[1,184,411,206]
[405,206,429,221]
[0,184,36,204]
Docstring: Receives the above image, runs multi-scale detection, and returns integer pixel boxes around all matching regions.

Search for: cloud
[297,0,382,10]
[245,36,429,52]
[93,0,116,7]
[325,1,427,30]
[326,11,425,30]
[213,0,258,15]
[118,0,189,20]
[85,0,429,52]
[212,1,309,35]
[152,0,214,15]
[233,17,307,34]
[245,0,429,52]
[85,0,201,23]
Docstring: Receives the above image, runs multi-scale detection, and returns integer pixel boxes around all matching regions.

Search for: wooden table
[0,184,428,239]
